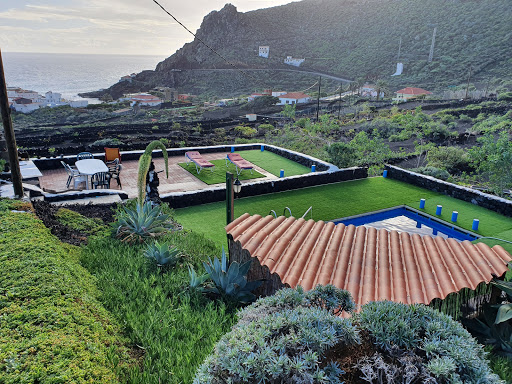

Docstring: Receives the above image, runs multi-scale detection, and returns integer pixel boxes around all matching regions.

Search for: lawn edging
[162,166,367,209]
[385,165,512,217]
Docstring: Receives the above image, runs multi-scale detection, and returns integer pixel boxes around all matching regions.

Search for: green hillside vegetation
[0,200,132,383]
[152,0,512,96]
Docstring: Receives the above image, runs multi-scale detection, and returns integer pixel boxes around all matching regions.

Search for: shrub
[358,301,502,383]
[426,146,470,173]
[412,166,451,180]
[194,286,358,384]
[234,125,257,137]
[91,138,124,147]
[258,123,274,131]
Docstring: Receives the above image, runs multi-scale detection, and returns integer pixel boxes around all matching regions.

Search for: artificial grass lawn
[237,150,311,177]
[174,177,512,252]
[179,159,265,184]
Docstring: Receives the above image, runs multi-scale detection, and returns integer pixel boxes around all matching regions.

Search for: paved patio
[38,152,278,199]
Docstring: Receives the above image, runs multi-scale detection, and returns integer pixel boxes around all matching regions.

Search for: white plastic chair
[61,161,87,189]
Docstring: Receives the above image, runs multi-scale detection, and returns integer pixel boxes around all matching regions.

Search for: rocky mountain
[87,0,512,99]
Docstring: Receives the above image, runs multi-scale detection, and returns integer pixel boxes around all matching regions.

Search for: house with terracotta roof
[121,93,162,107]
[277,92,311,105]
[394,87,432,102]
[226,214,511,311]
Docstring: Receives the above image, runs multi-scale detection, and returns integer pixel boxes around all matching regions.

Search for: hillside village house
[361,84,384,99]
[277,92,311,105]
[394,87,432,102]
[259,46,269,58]
[8,86,88,112]
[121,93,162,107]
[284,56,305,67]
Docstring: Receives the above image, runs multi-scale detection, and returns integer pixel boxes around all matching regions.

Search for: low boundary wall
[385,165,512,217]
[161,166,367,208]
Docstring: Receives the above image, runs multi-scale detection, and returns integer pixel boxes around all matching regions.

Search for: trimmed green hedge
[0,199,131,383]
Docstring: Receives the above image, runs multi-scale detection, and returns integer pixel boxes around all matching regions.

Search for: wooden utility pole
[465,66,472,100]
[316,76,321,121]
[338,83,342,119]
[0,49,23,198]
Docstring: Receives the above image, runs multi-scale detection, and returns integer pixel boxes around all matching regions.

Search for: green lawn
[174,177,512,253]
[179,159,265,184]
[237,150,311,177]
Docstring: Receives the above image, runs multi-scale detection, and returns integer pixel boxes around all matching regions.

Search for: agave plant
[115,201,174,243]
[144,241,181,268]
[187,265,209,293]
[203,248,262,304]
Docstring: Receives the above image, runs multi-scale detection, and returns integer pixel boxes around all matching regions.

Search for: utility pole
[428,27,437,63]
[465,66,472,100]
[316,76,321,121]
[0,49,23,198]
[338,83,342,120]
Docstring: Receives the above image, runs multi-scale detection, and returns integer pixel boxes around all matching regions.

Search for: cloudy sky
[0,0,293,56]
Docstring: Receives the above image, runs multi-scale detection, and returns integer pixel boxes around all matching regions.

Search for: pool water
[333,207,479,242]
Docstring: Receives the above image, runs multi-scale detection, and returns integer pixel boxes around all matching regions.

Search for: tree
[469,131,512,196]
[281,104,296,119]
[375,79,389,101]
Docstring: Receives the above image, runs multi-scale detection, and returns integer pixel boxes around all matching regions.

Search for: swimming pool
[333,206,479,242]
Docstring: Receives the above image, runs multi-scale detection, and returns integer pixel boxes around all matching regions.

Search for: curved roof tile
[226,214,511,310]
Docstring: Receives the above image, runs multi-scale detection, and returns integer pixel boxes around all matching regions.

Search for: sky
[0,0,293,56]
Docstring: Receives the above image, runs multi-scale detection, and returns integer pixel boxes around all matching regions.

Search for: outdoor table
[19,160,43,180]
[75,159,108,189]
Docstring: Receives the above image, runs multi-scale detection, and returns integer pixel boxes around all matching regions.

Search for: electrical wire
[152,0,270,89]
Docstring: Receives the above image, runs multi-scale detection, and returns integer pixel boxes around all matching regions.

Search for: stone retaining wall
[385,165,512,217]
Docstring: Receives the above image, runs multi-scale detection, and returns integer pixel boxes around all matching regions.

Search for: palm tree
[375,79,389,101]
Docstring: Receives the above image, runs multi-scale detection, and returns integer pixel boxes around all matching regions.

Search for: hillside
[89,0,512,98]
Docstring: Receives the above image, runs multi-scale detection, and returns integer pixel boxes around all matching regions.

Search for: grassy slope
[0,199,131,383]
[174,177,512,252]
[80,229,236,384]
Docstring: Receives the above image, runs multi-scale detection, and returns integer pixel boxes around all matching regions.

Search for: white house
[45,91,62,104]
[126,93,162,107]
[259,46,269,58]
[361,84,384,99]
[393,87,432,102]
[277,92,311,105]
[68,100,89,108]
[11,98,41,113]
[248,93,265,102]
[284,56,305,67]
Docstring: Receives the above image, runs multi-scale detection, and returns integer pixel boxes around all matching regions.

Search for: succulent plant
[203,247,262,304]
[143,241,181,268]
[114,201,174,243]
[187,265,209,292]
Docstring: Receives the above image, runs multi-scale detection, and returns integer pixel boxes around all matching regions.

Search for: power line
[152,0,269,89]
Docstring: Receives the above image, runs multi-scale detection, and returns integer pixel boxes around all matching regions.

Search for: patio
[38,151,278,199]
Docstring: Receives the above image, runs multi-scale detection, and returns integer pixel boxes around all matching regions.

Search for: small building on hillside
[259,46,270,58]
[121,93,162,107]
[361,84,384,99]
[277,92,311,105]
[11,98,40,113]
[119,73,137,83]
[284,56,305,67]
[394,87,432,102]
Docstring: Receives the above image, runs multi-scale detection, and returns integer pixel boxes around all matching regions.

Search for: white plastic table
[75,159,108,189]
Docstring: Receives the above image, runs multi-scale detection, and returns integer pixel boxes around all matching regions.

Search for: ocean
[2,52,167,103]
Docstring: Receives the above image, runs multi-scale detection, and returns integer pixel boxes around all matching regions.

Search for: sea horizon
[2,51,168,102]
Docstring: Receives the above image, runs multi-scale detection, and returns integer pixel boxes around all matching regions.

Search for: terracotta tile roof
[279,92,310,100]
[396,87,432,95]
[226,214,511,309]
